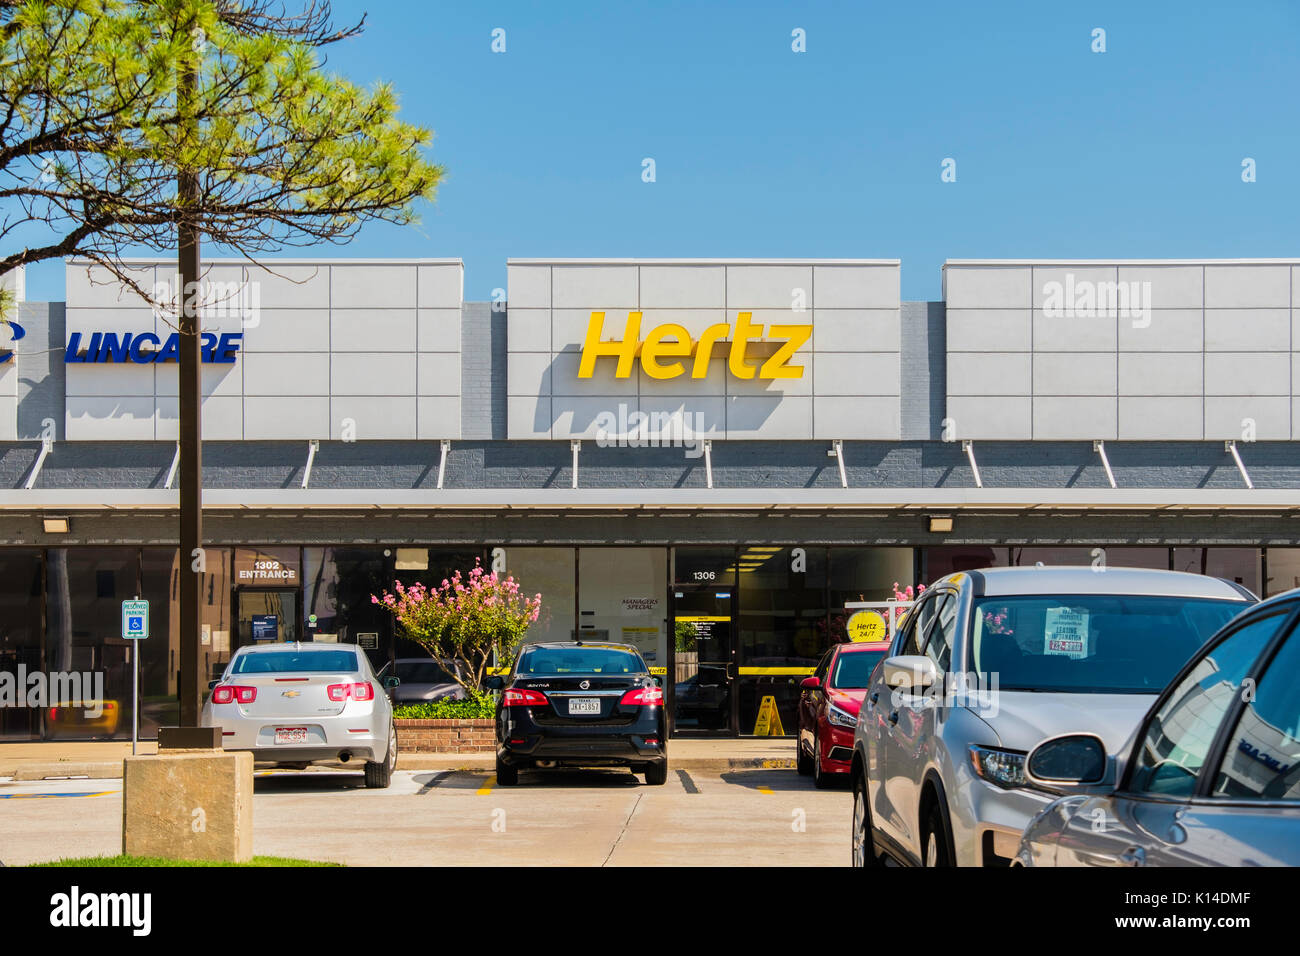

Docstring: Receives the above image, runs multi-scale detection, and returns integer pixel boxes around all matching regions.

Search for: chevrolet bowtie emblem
[282,690,300,698]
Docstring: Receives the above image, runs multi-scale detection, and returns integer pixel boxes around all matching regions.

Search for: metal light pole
[176,41,204,727]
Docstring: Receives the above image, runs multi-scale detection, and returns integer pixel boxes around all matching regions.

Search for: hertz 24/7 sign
[578,311,811,380]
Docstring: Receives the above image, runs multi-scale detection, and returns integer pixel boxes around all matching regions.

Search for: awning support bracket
[831,439,848,488]
[164,442,180,489]
[962,439,983,489]
[24,437,53,490]
[436,439,451,490]
[301,439,320,490]
[703,439,714,489]
[570,439,581,489]
[1093,440,1117,489]
[1225,440,1254,489]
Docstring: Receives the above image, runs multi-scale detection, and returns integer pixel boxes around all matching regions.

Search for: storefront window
[303,547,393,667]
[141,548,232,735]
[578,548,667,670]
[1173,548,1261,595]
[504,548,575,646]
[45,548,137,740]
[0,550,44,740]
[737,546,827,737]
[1265,549,1300,597]
[924,546,1009,582]
[828,547,916,642]
[1012,546,1169,570]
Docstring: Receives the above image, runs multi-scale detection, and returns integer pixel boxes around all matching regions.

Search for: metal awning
[6,487,1300,512]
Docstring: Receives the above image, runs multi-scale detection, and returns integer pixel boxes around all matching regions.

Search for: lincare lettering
[579,311,810,380]
[65,331,242,364]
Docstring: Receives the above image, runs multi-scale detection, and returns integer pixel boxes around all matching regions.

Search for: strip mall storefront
[3,256,1300,740]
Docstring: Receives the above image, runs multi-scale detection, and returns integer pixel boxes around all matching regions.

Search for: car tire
[496,755,519,787]
[364,720,396,789]
[851,768,883,868]
[644,760,668,786]
[922,802,955,867]
[796,732,813,776]
[812,732,832,789]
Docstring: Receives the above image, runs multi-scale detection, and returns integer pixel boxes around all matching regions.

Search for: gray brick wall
[901,301,945,440]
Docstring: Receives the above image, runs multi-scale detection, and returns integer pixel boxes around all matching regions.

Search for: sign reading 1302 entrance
[121,600,150,640]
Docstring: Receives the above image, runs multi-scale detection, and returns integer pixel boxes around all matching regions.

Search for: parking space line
[0,791,115,799]
[476,775,496,795]
[676,769,699,794]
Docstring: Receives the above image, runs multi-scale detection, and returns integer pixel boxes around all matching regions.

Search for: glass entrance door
[234,589,299,649]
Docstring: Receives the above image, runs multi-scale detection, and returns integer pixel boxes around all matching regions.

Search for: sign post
[121,598,150,755]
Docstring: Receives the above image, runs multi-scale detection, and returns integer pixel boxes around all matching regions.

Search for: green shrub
[393,692,496,720]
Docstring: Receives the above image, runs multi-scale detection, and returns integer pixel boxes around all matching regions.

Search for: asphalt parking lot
[0,767,850,866]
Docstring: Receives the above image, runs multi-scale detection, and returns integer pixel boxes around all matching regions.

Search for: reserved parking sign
[122,599,149,640]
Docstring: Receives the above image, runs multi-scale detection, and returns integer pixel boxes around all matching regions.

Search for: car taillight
[502,688,549,707]
[49,706,59,720]
[213,685,256,704]
[327,683,374,702]
[620,686,664,706]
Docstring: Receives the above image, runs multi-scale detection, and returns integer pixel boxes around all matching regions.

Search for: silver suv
[850,566,1254,867]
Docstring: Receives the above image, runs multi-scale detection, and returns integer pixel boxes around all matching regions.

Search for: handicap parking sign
[122,600,150,640]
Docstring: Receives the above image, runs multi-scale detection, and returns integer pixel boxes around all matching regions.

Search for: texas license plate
[275,727,308,744]
[568,698,601,715]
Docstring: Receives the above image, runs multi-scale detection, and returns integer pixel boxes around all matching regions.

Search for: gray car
[383,657,469,706]
[850,566,1254,867]
[200,643,398,788]
[1016,588,1300,866]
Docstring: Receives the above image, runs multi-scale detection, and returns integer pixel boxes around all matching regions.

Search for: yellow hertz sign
[578,311,811,381]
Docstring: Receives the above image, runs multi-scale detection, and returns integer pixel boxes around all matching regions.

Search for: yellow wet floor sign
[752,695,785,736]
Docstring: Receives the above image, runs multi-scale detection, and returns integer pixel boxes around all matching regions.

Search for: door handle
[888,710,899,725]
[1119,846,1146,867]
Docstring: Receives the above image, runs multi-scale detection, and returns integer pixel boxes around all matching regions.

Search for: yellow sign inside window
[578,311,811,381]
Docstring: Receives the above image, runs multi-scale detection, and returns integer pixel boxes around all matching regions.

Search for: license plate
[568,698,601,715]
[275,727,308,744]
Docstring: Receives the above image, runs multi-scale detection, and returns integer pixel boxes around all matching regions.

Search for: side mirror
[881,655,937,691]
[484,675,504,691]
[1025,733,1115,794]
[207,679,220,691]
[799,676,821,691]
[382,676,400,689]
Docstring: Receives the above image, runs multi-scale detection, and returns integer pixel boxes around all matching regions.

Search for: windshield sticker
[1043,607,1089,659]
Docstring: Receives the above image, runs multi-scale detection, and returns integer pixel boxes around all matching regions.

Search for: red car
[796,641,890,788]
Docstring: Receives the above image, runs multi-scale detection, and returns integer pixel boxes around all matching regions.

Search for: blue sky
[20,0,1300,303]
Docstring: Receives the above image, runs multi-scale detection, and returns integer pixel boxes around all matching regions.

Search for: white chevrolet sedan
[201,643,398,788]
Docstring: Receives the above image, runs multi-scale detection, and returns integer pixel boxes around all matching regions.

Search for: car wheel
[851,769,882,868]
[364,721,396,789]
[644,760,668,786]
[812,732,831,789]
[796,731,813,776]
[922,803,954,867]
[496,755,519,787]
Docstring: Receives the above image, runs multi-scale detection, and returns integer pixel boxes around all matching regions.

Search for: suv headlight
[968,745,1028,789]
[827,702,858,729]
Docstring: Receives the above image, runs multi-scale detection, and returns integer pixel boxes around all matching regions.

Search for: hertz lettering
[579,311,810,381]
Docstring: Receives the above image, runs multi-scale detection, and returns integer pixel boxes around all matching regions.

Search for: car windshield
[831,650,887,689]
[396,661,455,683]
[231,650,359,674]
[518,647,645,675]
[968,595,1245,693]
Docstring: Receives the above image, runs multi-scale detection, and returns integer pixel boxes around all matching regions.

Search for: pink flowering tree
[372,560,542,693]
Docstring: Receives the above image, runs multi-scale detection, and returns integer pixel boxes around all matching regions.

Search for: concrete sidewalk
[0,737,796,780]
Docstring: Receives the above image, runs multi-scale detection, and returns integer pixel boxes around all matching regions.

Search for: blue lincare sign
[64,330,243,364]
